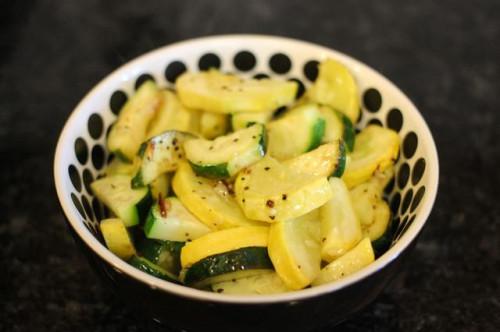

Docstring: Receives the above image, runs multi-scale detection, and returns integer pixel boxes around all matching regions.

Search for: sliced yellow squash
[268,210,322,290]
[149,173,171,199]
[176,70,298,114]
[320,178,362,262]
[234,156,333,222]
[100,218,136,259]
[108,81,160,161]
[146,89,198,138]
[312,237,374,286]
[307,58,360,123]
[180,226,269,268]
[200,111,229,139]
[172,161,263,230]
[342,125,399,188]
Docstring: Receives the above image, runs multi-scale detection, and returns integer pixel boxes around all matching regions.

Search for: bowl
[54,35,438,332]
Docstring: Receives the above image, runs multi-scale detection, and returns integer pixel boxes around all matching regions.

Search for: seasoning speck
[282,194,287,200]
[264,167,270,171]
[269,215,275,220]
[233,138,239,142]
[266,200,274,208]
[244,186,249,190]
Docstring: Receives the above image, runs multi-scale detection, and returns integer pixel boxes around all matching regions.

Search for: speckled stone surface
[1,1,499,331]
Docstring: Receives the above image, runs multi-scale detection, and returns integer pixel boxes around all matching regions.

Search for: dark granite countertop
[1,1,499,331]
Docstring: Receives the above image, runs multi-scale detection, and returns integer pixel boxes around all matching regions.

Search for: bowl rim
[54,34,439,304]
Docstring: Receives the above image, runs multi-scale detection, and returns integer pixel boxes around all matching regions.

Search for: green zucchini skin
[136,190,153,225]
[331,140,347,178]
[371,212,397,258]
[307,118,326,152]
[137,238,185,274]
[189,162,230,179]
[339,112,355,152]
[128,256,179,283]
[183,247,274,287]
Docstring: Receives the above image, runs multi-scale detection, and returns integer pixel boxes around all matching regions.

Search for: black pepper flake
[244,186,249,190]
[216,288,224,293]
[322,237,326,243]
[252,135,256,139]
[192,189,196,193]
[264,167,270,171]
[209,146,214,150]
[233,138,239,142]
[172,138,178,145]
[266,200,274,208]
[198,181,202,185]
[242,199,246,203]
[185,232,190,237]
[111,184,116,189]
[201,196,206,200]
[282,194,287,200]
[232,278,237,282]
[241,177,245,181]
[298,265,302,269]
[269,215,275,220]
[174,146,179,151]
[167,146,170,150]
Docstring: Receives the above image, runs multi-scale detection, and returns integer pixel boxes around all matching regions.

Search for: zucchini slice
[342,125,400,188]
[307,59,360,123]
[91,175,152,227]
[100,218,136,259]
[211,271,290,295]
[104,157,140,177]
[176,70,298,114]
[234,156,332,222]
[144,197,212,242]
[146,89,197,138]
[108,81,161,161]
[283,141,346,178]
[312,238,374,286]
[200,111,229,139]
[128,255,179,283]
[319,106,356,152]
[180,226,269,268]
[137,238,184,275]
[183,247,273,288]
[268,210,322,290]
[320,178,362,262]
[172,161,262,230]
[267,103,326,160]
[231,111,273,131]
[131,131,195,188]
[184,124,266,179]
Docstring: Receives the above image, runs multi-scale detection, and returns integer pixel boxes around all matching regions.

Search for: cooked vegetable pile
[92,59,400,294]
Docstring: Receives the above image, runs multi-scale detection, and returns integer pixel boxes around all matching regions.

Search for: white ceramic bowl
[54,35,438,332]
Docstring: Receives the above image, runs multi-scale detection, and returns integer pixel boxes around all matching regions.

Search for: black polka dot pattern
[403,132,418,159]
[74,137,88,165]
[384,176,395,195]
[81,195,94,221]
[135,73,155,90]
[303,60,319,82]
[198,53,221,70]
[363,88,382,113]
[387,108,403,132]
[368,118,383,126]
[165,61,187,83]
[91,145,105,170]
[412,158,426,185]
[233,51,256,71]
[71,193,86,219]
[289,78,305,99]
[92,198,103,221]
[273,106,288,118]
[110,90,128,115]
[88,113,104,139]
[69,165,81,192]
[82,169,94,194]
[390,193,401,215]
[269,53,291,74]
[398,163,410,189]
[410,186,426,212]
[401,189,414,214]
[253,73,270,80]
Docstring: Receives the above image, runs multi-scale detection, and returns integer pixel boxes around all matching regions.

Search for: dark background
[1,0,499,331]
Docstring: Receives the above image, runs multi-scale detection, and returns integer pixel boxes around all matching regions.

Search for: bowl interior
[54,35,438,303]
